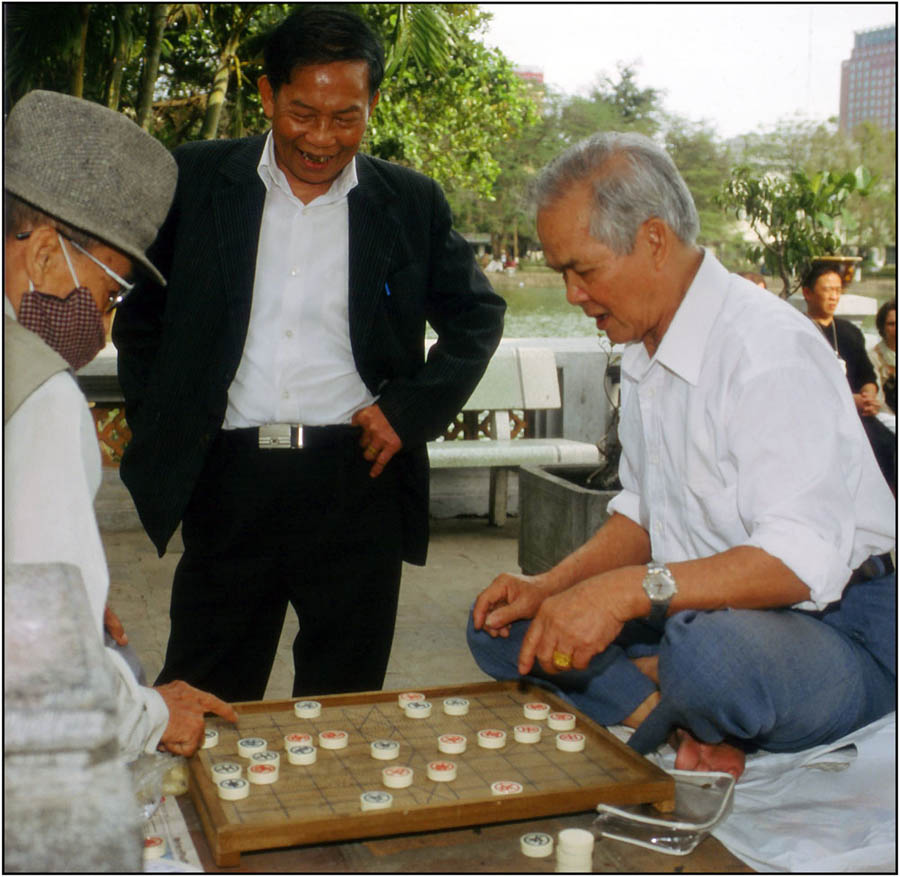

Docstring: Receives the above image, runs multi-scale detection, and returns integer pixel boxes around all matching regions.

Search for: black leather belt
[222,424,360,450]
[849,552,895,585]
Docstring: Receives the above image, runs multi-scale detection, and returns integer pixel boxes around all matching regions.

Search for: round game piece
[557,827,595,852]
[442,697,470,716]
[490,780,523,796]
[370,739,401,760]
[382,765,414,789]
[523,702,551,720]
[547,712,576,731]
[210,761,242,783]
[404,700,432,719]
[237,737,267,758]
[143,836,167,860]
[286,744,317,766]
[247,763,279,785]
[250,750,281,768]
[202,728,219,749]
[513,724,542,744]
[427,760,457,782]
[437,733,467,754]
[217,778,250,800]
[318,730,349,750]
[360,790,394,811]
[557,827,595,871]
[284,732,313,748]
[398,692,426,709]
[477,728,507,749]
[555,731,586,752]
[520,831,554,858]
[293,700,322,718]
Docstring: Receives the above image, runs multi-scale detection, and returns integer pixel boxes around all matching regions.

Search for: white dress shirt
[4,300,168,759]
[223,131,375,428]
[606,252,895,610]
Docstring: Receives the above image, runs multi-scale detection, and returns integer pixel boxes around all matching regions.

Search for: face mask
[17,235,106,372]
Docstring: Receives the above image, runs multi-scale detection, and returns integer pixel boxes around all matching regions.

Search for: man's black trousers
[155,428,405,702]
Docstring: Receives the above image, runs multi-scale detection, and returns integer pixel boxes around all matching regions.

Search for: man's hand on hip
[352,404,403,478]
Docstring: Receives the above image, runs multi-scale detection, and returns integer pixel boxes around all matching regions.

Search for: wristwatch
[642,563,677,626]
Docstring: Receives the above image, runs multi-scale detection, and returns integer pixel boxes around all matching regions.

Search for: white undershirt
[223,132,375,428]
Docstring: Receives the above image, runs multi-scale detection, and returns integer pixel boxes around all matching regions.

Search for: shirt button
[649,454,660,465]
[290,268,298,276]
[282,390,290,400]
[285,329,294,338]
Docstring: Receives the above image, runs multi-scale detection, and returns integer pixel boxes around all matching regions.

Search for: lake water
[427,277,890,339]
[427,283,598,339]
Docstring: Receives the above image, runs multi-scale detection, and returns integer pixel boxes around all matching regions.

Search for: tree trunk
[231,74,244,138]
[71,3,91,97]
[106,4,131,111]
[137,3,168,130]
[200,6,252,141]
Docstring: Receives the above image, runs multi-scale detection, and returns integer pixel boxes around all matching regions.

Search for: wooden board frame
[189,682,673,866]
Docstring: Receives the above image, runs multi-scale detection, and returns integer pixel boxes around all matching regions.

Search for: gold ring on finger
[552,650,572,669]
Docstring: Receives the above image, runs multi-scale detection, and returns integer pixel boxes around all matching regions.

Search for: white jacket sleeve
[5,372,169,759]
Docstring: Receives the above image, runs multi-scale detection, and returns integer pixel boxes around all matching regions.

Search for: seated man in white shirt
[468,131,896,780]
[4,89,237,761]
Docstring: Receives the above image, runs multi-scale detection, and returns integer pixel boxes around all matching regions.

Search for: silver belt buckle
[258,424,304,449]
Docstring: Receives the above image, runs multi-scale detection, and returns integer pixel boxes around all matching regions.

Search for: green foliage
[663,118,736,249]
[727,118,896,258]
[717,164,874,297]
[362,4,535,199]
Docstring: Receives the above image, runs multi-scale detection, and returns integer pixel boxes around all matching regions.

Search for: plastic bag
[594,769,735,855]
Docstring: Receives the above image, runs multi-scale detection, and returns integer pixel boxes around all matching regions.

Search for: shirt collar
[622,249,729,385]
[256,130,358,206]
[5,295,17,320]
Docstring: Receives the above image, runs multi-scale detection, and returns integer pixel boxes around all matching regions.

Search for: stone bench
[427,347,600,525]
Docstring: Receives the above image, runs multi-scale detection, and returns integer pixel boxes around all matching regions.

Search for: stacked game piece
[556,827,594,872]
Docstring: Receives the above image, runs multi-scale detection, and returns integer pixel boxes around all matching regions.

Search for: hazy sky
[481,3,895,138]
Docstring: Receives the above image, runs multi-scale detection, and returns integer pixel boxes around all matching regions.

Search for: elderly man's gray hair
[534,131,700,255]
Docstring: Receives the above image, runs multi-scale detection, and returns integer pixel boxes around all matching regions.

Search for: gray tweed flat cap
[4,90,177,286]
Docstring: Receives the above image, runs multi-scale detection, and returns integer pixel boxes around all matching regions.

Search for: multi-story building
[839,24,896,133]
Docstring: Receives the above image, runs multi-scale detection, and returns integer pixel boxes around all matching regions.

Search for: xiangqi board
[189,682,673,866]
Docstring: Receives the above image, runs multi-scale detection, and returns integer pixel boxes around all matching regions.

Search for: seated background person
[801,263,895,492]
[870,298,896,416]
[4,90,237,761]
[468,131,896,780]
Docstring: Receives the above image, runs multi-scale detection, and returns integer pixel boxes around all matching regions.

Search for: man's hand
[352,404,403,478]
[517,569,642,676]
[472,572,547,638]
[153,680,239,757]
[104,605,128,646]
[854,385,880,418]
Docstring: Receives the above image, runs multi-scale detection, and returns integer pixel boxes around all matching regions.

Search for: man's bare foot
[672,728,746,780]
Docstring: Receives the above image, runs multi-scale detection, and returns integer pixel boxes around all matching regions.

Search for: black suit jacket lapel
[349,155,401,380]
[213,136,267,346]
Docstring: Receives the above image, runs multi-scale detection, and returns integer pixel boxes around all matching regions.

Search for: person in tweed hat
[4,89,237,760]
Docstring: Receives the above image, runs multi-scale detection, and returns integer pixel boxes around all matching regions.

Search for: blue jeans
[466,568,896,754]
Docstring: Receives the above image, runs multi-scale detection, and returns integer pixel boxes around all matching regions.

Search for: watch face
[645,569,677,601]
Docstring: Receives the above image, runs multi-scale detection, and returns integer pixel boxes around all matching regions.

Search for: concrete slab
[101,517,520,700]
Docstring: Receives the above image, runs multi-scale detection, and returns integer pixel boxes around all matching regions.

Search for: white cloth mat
[619,713,897,872]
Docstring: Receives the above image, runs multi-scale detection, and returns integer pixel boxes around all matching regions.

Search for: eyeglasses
[15,229,135,313]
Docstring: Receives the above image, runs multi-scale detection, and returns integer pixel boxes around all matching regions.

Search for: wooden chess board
[189,682,673,866]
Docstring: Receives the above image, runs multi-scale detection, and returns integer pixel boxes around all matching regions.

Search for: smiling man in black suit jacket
[113,6,505,703]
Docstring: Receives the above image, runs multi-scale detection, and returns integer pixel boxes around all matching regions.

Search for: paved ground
[103,517,521,700]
